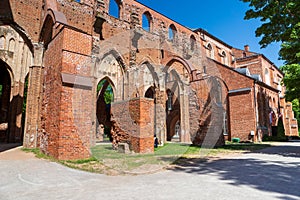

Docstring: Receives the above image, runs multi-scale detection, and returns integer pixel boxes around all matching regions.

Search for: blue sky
[137,0,284,67]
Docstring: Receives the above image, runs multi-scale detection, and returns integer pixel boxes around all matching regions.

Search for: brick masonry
[0,0,298,160]
[111,97,154,154]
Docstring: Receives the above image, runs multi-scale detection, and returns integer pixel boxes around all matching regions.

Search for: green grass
[22,148,54,160]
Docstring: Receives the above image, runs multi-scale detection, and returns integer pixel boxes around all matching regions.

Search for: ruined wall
[111,97,154,153]
[214,60,257,142]
[8,0,43,42]
[2,0,297,163]
[41,25,93,160]
[41,28,64,158]
[0,25,35,144]
[189,80,225,147]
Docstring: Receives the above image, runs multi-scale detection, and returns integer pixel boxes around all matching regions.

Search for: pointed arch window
[221,51,228,65]
[167,90,173,111]
[168,24,177,41]
[145,86,155,99]
[142,12,151,32]
[0,36,5,49]
[109,0,120,18]
[207,43,214,59]
[190,35,196,51]
[8,39,15,52]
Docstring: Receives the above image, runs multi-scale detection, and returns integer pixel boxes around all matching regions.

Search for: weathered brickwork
[0,0,298,160]
[111,98,154,153]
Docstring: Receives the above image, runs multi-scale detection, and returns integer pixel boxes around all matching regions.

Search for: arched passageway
[166,88,181,142]
[96,78,114,142]
[0,61,11,142]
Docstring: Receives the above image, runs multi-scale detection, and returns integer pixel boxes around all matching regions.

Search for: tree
[97,80,114,104]
[242,0,300,134]
[242,0,300,99]
[242,0,300,64]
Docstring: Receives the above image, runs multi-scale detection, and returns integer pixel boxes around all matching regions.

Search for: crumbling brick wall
[111,97,154,153]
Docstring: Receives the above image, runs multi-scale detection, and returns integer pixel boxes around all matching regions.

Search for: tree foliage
[242,0,300,133]
[281,64,300,101]
[242,0,300,100]
[97,80,114,104]
[242,0,300,64]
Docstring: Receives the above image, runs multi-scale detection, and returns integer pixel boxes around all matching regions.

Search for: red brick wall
[41,26,93,160]
[111,98,154,153]
[41,30,64,158]
[207,61,258,142]
[56,0,94,35]
[58,85,93,160]
[9,0,43,42]
[189,80,225,147]
[229,92,256,141]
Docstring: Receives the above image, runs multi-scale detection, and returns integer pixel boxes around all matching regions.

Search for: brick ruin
[0,0,298,160]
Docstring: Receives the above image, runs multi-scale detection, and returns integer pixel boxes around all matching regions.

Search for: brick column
[154,89,166,144]
[23,43,44,148]
[129,98,154,153]
[111,97,155,153]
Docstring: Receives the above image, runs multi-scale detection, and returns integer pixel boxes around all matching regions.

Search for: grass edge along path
[21,142,271,176]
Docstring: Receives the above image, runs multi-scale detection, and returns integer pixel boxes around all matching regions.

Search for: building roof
[194,28,233,49]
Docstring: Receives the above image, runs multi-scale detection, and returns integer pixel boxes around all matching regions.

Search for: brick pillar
[111,97,155,153]
[180,90,191,143]
[154,89,166,144]
[23,43,44,148]
[129,98,154,153]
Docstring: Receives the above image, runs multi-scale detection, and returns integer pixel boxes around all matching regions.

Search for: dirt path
[0,145,35,160]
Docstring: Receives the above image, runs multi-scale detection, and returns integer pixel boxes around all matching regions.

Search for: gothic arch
[168,24,177,40]
[95,51,126,101]
[98,49,126,70]
[190,35,196,51]
[0,59,14,87]
[96,77,115,142]
[164,58,192,87]
[108,0,123,19]
[142,11,152,32]
[145,86,155,99]
[0,25,32,83]
[139,61,159,85]
[97,76,116,101]
[39,14,55,48]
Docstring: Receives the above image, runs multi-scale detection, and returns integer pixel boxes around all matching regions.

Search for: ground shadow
[168,145,300,198]
[0,143,21,152]
[254,142,300,158]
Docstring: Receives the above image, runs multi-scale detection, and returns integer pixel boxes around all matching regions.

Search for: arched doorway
[164,58,191,143]
[96,78,114,142]
[0,61,11,142]
[166,88,181,141]
[145,86,155,99]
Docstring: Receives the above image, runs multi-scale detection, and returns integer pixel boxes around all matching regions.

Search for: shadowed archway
[0,60,11,142]
[96,78,115,142]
